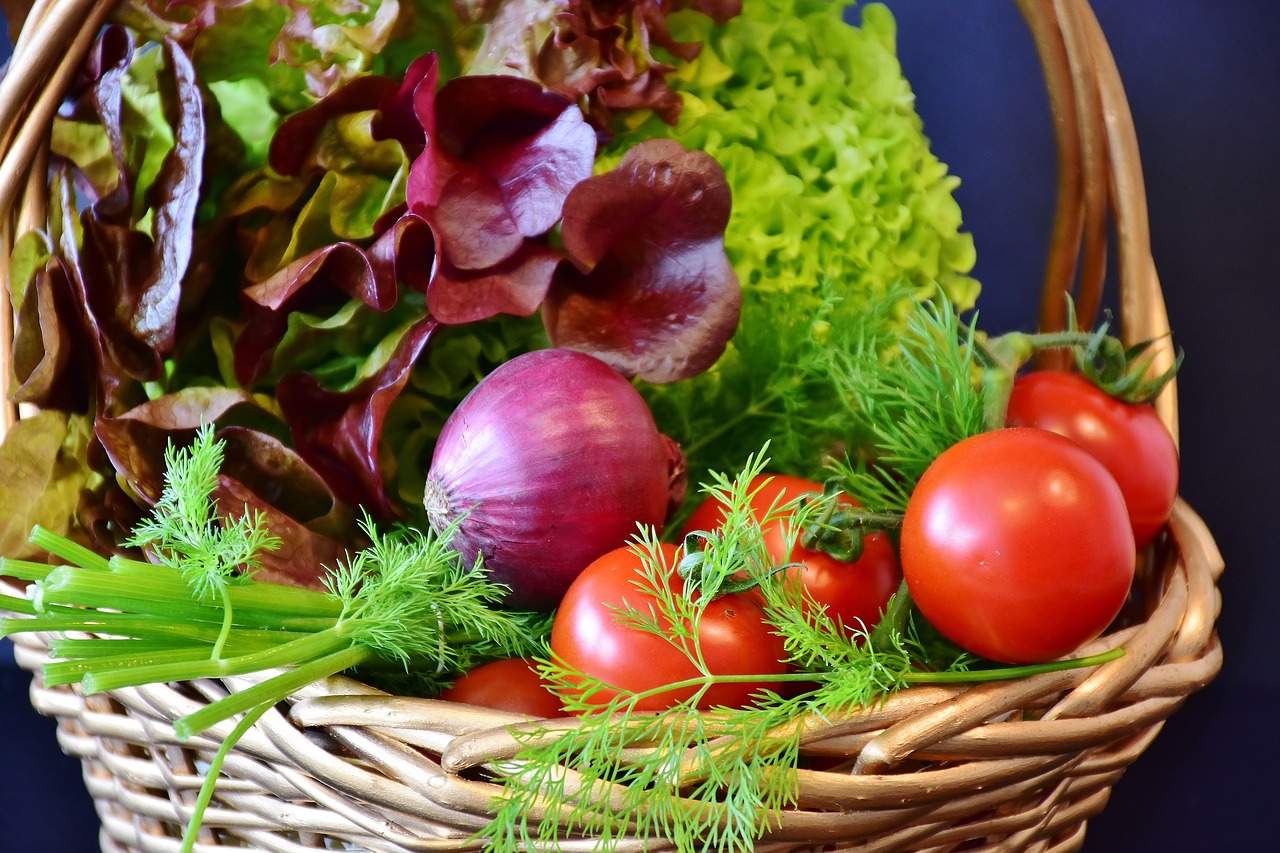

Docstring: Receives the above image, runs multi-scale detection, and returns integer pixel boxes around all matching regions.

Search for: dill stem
[2,610,310,646]
[108,556,342,620]
[618,670,827,711]
[0,594,35,616]
[174,645,369,740]
[868,579,912,654]
[211,584,234,661]
[81,627,354,695]
[681,394,782,460]
[0,557,59,582]
[27,525,111,571]
[598,649,1124,718]
[47,634,285,658]
[43,646,235,687]
[179,699,273,853]
[38,565,340,630]
[904,648,1125,682]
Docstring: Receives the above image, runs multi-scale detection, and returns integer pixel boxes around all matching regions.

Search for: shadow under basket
[0,0,1224,851]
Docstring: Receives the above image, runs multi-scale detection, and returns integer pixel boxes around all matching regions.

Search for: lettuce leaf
[0,412,99,562]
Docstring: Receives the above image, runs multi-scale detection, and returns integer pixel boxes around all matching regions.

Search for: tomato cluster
[682,474,901,640]
[899,370,1177,664]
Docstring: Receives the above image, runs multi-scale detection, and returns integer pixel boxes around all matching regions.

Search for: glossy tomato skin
[550,543,789,712]
[900,428,1136,665]
[441,658,565,718]
[1005,369,1179,548]
[683,474,901,638]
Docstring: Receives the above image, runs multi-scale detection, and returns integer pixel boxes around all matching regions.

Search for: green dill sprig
[647,278,911,531]
[125,424,281,598]
[824,297,987,514]
[327,516,548,682]
[675,445,800,597]
[122,425,283,659]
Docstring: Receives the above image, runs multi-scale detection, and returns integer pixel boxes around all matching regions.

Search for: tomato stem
[799,502,902,562]
[973,297,1181,409]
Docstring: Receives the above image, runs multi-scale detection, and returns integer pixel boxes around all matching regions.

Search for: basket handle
[0,0,1179,442]
[1019,0,1179,443]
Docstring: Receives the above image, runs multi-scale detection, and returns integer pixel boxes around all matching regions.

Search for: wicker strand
[1016,0,1085,345]
[0,0,106,199]
[1055,0,1110,329]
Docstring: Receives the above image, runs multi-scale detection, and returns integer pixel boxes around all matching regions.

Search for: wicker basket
[0,1,1224,851]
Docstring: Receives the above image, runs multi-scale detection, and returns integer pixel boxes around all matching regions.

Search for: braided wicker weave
[0,1,1223,851]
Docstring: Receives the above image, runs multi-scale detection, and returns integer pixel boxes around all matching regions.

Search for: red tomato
[550,543,789,712]
[683,474,901,639]
[900,428,1136,665]
[1005,369,1179,548]
[441,658,565,718]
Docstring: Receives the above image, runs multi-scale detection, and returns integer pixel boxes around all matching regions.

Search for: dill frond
[124,424,280,599]
[825,296,987,514]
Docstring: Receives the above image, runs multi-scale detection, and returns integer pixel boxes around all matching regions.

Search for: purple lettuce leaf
[276,316,440,517]
[544,138,740,383]
[93,391,359,587]
[374,210,437,294]
[94,387,264,504]
[466,0,742,128]
[268,73,403,177]
[9,234,92,410]
[214,475,350,590]
[428,242,562,325]
[213,427,355,589]
[49,32,207,405]
[234,241,401,385]
[406,69,595,322]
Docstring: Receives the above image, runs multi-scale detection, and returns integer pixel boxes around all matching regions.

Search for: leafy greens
[607,0,982,495]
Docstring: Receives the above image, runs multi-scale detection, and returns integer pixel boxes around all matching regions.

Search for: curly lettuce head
[610,0,979,314]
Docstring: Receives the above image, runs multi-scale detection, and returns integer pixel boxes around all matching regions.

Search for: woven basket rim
[0,1,1223,851]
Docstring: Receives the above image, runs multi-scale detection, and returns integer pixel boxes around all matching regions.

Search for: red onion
[424,349,686,609]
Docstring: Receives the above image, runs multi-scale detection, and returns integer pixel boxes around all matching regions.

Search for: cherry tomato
[441,658,565,718]
[900,428,1135,665]
[683,474,901,639]
[550,543,789,712]
[1005,369,1179,548]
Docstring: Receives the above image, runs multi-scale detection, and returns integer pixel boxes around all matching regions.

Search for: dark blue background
[2,2,1276,850]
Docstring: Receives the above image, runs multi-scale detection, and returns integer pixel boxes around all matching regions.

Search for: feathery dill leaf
[328,516,548,687]
[824,296,987,514]
[647,279,911,531]
[124,424,280,599]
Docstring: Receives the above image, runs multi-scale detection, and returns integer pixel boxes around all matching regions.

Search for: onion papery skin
[424,349,679,610]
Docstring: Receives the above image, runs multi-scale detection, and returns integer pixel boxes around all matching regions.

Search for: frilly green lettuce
[606,0,982,495]
[616,0,978,313]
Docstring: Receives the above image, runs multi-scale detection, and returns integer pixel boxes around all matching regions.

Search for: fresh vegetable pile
[0,1,1183,852]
